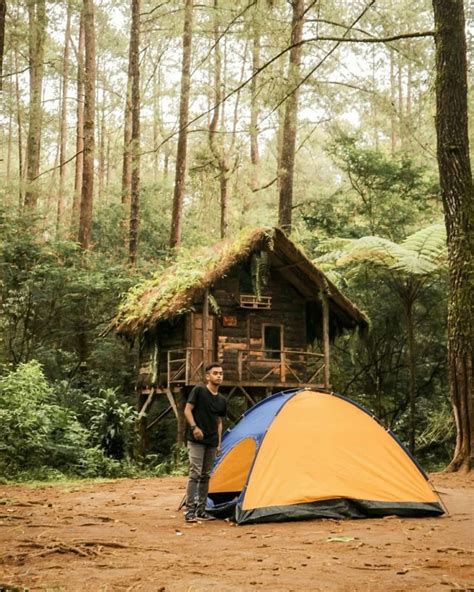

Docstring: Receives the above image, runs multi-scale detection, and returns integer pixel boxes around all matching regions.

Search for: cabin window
[263,325,282,359]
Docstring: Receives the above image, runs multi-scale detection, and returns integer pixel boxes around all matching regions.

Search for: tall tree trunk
[0,0,6,91]
[78,0,96,249]
[276,56,286,196]
[389,49,397,155]
[57,4,72,235]
[405,296,417,453]
[432,0,473,472]
[278,0,305,233]
[72,12,85,231]
[128,0,141,266]
[371,45,379,150]
[397,55,404,151]
[24,0,46,211]
[152,64,160,182]
[105,133,111,192]
[14,45,24,208]
[121,29,133,214]
[169,0,193,249]
[406,43,413,152]
[208,0,226,238]
[249,18,260,193]
[98,85,106,201]
[6,77,13,184]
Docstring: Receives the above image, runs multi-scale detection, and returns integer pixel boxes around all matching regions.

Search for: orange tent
[208,389,444,524]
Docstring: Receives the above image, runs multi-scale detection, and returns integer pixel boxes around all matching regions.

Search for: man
[184,362,227,523]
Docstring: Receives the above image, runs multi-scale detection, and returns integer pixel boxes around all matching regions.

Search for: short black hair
[205,362,223,373]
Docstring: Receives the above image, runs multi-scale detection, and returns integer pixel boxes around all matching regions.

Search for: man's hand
[193,427,204,441]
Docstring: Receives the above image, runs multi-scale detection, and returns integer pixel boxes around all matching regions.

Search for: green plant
[83,389,138,460]
[0,361,98,478]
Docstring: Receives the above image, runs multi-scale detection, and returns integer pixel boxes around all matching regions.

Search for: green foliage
[0,361,103,479]
[148,444,189,477]
[0,211,138,389]
[82,389,137,460]
[303,135,441,241]
[320,223,448,277]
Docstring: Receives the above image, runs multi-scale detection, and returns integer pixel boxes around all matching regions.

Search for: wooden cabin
[113,228,368,433]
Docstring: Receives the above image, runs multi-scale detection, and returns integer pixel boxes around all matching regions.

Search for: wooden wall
[212,265,307,383]
[137,259,315,388]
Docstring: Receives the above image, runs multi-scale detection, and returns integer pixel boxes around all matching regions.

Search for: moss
[114,227,274,336]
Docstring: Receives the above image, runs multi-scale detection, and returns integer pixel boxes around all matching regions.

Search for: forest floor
[0,472,472,592]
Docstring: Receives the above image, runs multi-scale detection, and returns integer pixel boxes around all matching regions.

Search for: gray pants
[185,441,217,512]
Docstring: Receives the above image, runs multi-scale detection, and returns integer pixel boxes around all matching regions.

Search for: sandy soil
[0,472,472,592]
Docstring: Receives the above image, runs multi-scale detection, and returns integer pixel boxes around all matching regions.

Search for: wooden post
[322,292,330,389]
[202,288,209,378]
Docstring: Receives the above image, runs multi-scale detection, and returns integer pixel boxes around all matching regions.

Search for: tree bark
[24,0,46,211]
[128,0,141,266]
[121,21,133,213]
[78,0,96,249]
[432,0,473,472]
[208,0,229,239]
[72,12,85,231]
[56,4,72,235]
[0,0,6,91]
[405,297,417,453]
[14,45,24,208]
[98,85,106,202]
[278,0,305,233]
[6,92,12,185]
[249,18,260,193]
[390,48,397,155]
[169,0,193,249]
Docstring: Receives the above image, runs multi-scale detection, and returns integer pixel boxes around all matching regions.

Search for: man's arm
[217,417,223,454]
[184,402,203,441]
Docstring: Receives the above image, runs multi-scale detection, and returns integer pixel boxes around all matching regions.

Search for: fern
[251,251,270,299]
[333,224,447,277]
[208,293,221,315]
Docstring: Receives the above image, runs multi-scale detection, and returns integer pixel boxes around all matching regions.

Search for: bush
[82,388,137,460]
[0,361,127,480]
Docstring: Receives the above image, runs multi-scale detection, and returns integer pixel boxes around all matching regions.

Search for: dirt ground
[0,472,472,592]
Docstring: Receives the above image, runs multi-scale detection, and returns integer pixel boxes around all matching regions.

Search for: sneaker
[196,511,216,521]
[184,509,197,523]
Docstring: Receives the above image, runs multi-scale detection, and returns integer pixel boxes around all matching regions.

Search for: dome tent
[207,389,444,524]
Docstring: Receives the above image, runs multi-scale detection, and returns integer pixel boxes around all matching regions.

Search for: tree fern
[335,224,447,277]
[313,223,448,454]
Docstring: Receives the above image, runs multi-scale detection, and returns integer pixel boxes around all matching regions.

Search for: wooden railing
[167,347,325,387]
[167,348,205,387]
[237,349,325,385]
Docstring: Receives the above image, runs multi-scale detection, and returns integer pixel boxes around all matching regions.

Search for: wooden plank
[146,405,173,430]
[138,390,155,420]
[202,288,209,375]
[322,292,330,389]
[165,388,178,418]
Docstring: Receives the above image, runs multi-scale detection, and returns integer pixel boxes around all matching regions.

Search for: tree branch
[32,150,83,181]
[140,0,433,157]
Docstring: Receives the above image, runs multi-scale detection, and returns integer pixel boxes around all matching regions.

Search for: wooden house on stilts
[112,228,368,447]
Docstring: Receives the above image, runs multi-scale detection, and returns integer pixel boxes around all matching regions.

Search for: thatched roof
[113,227,368,337]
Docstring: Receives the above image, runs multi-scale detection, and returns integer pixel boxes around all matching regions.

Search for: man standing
[184,362,227,522]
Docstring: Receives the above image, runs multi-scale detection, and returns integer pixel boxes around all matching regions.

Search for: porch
[165,347,328,389]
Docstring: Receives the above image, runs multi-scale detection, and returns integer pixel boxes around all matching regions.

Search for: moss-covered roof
[113,227,368,337]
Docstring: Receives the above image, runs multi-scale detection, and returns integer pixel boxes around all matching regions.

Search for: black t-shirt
[187,385,227,447]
